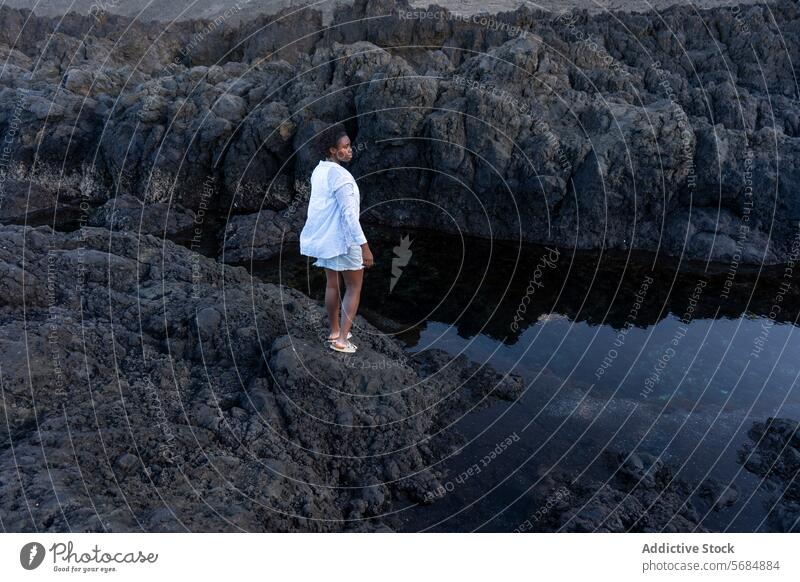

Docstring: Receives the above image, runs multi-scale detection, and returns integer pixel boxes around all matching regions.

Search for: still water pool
[250,225,800,532]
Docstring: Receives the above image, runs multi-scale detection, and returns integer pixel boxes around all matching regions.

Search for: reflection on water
[251,225,800,532]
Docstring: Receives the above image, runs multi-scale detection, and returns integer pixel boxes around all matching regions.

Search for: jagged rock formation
[0,0,343,25]
[0,223,526,531]
[1,0,798,264]
[515,450,710,532]
[1,2,796,533]
[738,417,800,532]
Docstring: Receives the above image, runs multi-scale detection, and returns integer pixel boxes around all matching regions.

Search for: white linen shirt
[299,160,367,259]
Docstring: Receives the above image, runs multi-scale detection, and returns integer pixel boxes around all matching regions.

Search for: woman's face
[328,135,352,163]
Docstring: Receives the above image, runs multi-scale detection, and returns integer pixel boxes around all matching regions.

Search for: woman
[299,123,375,354]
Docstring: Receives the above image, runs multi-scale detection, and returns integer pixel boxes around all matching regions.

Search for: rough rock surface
[0,223,526,532]
[521,450,710,532]
[88,194,198,237]
[220,205,305,263]
[738,417,800,532]
[697,478,739,512]
[3,0,771,24]
[0,0,798,264]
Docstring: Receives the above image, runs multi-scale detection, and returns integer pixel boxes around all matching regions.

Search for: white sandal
[324,331,352,343]
[329,339,357,353]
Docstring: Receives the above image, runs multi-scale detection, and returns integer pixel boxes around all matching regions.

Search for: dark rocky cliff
[0,0,798,263]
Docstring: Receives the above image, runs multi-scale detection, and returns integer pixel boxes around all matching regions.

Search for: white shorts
[312,245,363,271]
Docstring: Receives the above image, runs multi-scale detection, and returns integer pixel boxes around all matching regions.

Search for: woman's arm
[360,241,374,268]
[332,180,367,246]
[331,171,373,267]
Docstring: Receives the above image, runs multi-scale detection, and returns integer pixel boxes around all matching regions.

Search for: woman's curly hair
[315,122,349,159]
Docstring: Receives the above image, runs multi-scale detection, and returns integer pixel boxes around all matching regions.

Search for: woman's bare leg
[324,268,344,338]
[333,268,363,348]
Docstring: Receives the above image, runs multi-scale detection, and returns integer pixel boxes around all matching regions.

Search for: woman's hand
[361,243,374,268]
